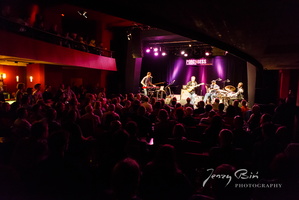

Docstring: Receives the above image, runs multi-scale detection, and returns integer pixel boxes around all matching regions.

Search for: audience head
[153,144,180,173]
[218,103,225,112]
[26,87,33,95]
[197,100,205,108]
[66,109,77,122]
[34,83,41,90]
[261,122,276,140]
[16,83,25,90]
[210,164,237,199]
[233,115,244,129]
[251,104,261,114]
[233,100,239,107]
[31,120,48,140]
[185,107,193,116]
[48,130,69,156]
[16,107,28,119]
[137,105,146,116]
[108,104,116,112]
[205,104,213,113]
[45,108,57,121]
[260,113,272,125]
[225,105,235,117]
[124,121,138,137]
[157,109,169,121]
[219,129,233,147]
[85,104,94,113]
[241,99,247,107]
[173,123,186,140]
[111,157,141,200]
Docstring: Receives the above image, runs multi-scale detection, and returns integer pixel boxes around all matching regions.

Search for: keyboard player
[141,72,156,96]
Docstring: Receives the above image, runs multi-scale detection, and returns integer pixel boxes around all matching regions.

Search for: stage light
[16,76,19,82]
[205,51,211,56]
[145,48,151,53]
[162,52,167,56]
[184,53,188,57]
[61,14,65,17]
[29,76,33,82]
[154,52,159,56]
[181,50,185,55]
[189,44,192,47]
[153,48,158,52]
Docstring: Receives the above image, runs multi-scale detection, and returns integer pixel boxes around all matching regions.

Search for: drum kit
[213,85,238,104]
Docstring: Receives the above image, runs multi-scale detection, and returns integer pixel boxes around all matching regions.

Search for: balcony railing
[0,16,114,57]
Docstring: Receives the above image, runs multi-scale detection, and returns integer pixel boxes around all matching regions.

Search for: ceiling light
[78,11,88,18]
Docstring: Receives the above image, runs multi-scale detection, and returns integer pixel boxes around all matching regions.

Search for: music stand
[165,80,175,97]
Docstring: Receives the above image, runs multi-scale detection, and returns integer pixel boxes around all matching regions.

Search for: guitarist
[203,80,220,104]
[186,76,198,104]
[141,72,155,96]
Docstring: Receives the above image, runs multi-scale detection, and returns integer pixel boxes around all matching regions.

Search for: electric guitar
[186,83,204,92]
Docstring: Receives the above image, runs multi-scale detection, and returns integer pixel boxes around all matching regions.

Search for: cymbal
[225,85,236,92]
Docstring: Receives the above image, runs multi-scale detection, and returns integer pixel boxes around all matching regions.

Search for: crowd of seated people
[0,5,108,56]
[0,83,298,200]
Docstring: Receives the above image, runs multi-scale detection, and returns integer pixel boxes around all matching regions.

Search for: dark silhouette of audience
[0,83,298,200]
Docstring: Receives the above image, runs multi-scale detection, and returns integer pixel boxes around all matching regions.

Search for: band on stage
[140,72,244,105]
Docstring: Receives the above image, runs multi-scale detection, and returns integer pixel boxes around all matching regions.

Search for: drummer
[225,82,244,103]
[203,80,220,104]
[235,82,244,100]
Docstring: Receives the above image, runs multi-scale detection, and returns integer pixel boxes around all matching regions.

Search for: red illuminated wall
[26,64,45,89]
[0,65,27,95]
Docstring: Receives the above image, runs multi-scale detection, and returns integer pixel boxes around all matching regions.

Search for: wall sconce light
[29,76,33,82]
[0,73,6,79]
[16,76,19,82]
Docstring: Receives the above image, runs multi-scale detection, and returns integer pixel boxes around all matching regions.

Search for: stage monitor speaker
[165,97,172,104]
[173,94,181,101]
[180,89,190,105]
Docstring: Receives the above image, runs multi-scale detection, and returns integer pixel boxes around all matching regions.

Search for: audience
[0,82,298,200]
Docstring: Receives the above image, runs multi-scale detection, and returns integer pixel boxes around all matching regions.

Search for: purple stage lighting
[153,48,158,52]
[154,52,159,56]
[214,56,225,79]
[145,48,150,53]
[162,52,167,56]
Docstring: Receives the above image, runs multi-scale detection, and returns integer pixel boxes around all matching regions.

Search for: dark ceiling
[56,0,299,70]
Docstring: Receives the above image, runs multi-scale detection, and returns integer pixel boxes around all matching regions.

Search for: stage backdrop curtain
[141,54,247,98]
